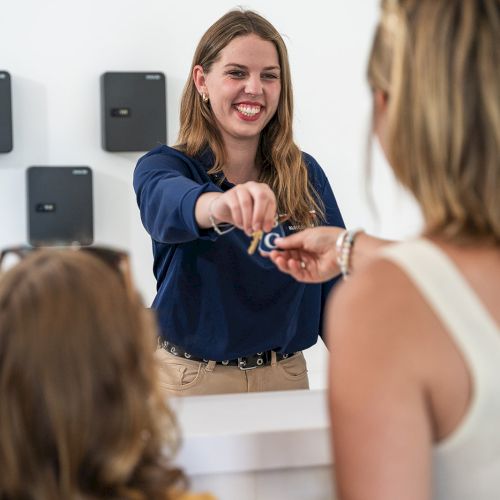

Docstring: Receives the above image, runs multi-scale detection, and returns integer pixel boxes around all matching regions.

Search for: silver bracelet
[208,196,235,236]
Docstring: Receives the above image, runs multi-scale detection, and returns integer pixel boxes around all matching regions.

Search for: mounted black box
[101,71,166,152]
[0,71,13,153]
[27,166,94,246]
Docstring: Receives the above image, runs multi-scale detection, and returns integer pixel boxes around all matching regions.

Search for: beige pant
[155,348,309,396]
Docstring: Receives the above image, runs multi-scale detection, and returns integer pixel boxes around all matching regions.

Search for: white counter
[171,389,335,500]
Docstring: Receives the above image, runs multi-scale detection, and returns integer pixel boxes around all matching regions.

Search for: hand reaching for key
[198,182,277,236]
[268,227,390,283]
[267,227,343,283]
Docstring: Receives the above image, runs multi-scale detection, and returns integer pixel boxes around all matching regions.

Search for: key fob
[258,223,285,253]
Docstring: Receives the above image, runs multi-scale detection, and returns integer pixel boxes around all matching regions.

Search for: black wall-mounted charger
[27,166,94,246]
[101,72,167,152]
[0,71,13,153]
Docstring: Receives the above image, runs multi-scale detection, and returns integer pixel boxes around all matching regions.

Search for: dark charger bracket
[0,71,13,153]
[27,166,94,247]
[100,72,167,152]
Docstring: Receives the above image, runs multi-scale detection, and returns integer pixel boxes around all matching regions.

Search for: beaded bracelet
[336,228,364,279]
[335,230,348,267]
[208,196,235,236]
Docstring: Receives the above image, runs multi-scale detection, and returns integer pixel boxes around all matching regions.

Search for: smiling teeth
[236,105,261,116]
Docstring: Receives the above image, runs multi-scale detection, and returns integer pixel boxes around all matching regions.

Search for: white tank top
[381,239,500,500]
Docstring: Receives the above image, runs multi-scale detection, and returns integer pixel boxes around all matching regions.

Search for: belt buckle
[238,356,257,370]
[238,353,267,370]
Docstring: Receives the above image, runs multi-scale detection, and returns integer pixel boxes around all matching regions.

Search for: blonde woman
[0,248,214,499]
[270,0,500,498]
[134,9,344,396]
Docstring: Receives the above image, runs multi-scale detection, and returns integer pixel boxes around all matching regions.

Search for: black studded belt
[160,340,298,371]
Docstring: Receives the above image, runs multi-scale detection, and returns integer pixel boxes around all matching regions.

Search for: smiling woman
[192,33,281,146]
[133,9,345,396]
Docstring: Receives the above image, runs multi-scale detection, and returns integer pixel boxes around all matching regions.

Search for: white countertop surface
[171,389,331,475]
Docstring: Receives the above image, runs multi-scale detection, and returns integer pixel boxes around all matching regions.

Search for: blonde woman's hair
[176,9,323,227]
[0,251,184,499]
[368,0,500,243]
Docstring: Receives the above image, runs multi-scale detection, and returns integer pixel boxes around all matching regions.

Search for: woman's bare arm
[327,259,433,500]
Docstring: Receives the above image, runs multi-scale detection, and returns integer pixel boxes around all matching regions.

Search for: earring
[201,92,209,103]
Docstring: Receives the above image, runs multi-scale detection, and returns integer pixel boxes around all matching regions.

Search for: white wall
[0,1,423,376]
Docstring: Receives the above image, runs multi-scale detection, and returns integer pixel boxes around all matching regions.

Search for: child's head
[0,249,183,498]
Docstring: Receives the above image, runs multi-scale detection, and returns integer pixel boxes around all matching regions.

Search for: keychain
[247,216,284,255]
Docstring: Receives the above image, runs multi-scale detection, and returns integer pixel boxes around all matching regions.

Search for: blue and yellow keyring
[247,215,285,255]
[258,222,285,253]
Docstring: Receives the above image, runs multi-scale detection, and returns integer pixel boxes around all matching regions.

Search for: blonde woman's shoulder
[326,250,434,377]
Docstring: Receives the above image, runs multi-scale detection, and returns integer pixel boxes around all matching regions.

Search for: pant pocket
[277,352,308,381]
[155,349,204,390]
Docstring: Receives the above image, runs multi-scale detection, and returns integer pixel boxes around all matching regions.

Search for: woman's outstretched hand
[197,182,277,235]
[267,227,344,283]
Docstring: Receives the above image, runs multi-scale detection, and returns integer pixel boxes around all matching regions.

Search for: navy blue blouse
[133,145,344,360]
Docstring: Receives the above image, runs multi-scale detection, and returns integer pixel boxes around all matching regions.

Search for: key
[247,230,263,255]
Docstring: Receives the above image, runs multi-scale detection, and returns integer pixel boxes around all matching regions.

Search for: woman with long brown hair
[0,248,213,499]
[270,0,500,498]
[134,9,344,396]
